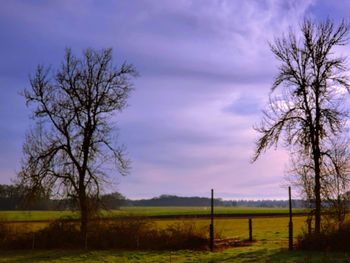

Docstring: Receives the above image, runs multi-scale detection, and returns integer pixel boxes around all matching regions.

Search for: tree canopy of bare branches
[253,19,350,233]
[19,48,137,244]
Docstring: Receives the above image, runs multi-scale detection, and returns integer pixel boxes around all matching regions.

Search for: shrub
[34,220,81,249]
[0,218,210,250]
[0,217,12,247]
[0,217,34,249]
[297,221,350,252]
[87,219,208,250]
[87,217,156,249]
[159,221,208,250]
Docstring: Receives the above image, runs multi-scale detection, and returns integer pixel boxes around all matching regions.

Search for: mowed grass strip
[0,207,307,222]
[0,210,79,222]
[108,206,307,217]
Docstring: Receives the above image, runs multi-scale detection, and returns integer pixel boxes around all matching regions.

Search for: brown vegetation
[0,218,210,250]
[297,219,350,252]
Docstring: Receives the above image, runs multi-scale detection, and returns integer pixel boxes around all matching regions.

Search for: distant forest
[0,184,307,210]
[0,184,125,211]
[127,194,306,208]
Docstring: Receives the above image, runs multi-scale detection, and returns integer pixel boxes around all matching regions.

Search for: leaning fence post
[288,186,293,250]
[249,218,252,241]
[209,188,214,251]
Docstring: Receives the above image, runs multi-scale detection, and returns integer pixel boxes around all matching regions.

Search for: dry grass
[0,218,210,250]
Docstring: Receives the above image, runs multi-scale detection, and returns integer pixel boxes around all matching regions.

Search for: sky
[1,0,350,200]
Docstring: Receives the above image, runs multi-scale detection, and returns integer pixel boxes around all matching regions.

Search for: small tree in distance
[253,19,350,234]
[288,137,350,230]
[19,48,137,245]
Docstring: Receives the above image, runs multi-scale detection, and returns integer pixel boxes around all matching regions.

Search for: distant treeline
[0,184,126,210]
[0,184,307,210]
[125,194,307,208]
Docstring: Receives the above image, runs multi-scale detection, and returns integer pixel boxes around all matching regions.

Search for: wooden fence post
[209,188,214,251]
[289,186,293,250]
[249,218,252,241]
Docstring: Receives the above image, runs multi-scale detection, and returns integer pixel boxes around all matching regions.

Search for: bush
[0,217,12,247]
[297,221,350,252]
[159,221,208,250]
[87,218,156,249]
[0,218,210,250]
[87,219,208,250]
[34,220,81,249]
[0,217,33,249]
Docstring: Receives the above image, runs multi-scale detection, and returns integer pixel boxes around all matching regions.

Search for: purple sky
[0,0,349,200]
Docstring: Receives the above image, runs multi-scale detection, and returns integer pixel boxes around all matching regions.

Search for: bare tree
[253,19,350,233]
[19,48,137,245]
[322,137,350,228]
[288,136,350,231]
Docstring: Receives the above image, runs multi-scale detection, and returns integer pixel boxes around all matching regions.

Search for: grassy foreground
[1,245,349,262]
[1,208,346,262]
[0,207,307,221]
[0,215,349,262]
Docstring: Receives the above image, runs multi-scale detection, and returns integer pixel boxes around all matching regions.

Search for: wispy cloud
[1,0,344,199]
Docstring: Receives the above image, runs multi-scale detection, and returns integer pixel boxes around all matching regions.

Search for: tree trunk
[79,185,88,249]
[314,151,321,234]
[314,85,321,235]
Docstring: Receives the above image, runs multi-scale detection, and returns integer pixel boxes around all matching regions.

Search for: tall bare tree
[253,19,350,233]
[19,48,137,244]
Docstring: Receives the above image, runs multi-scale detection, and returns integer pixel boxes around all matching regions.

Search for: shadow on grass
[204,247,350,263]
[207,248,271,262]
[267,249,350,263]
[0,250,89,263]
[2,248,350,263]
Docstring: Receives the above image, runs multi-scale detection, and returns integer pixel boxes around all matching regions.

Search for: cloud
[1,0,343,200]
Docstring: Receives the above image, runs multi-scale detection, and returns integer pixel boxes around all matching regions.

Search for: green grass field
[0,207,346,262]
[0,206,307,221]
[111,206,307,217]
